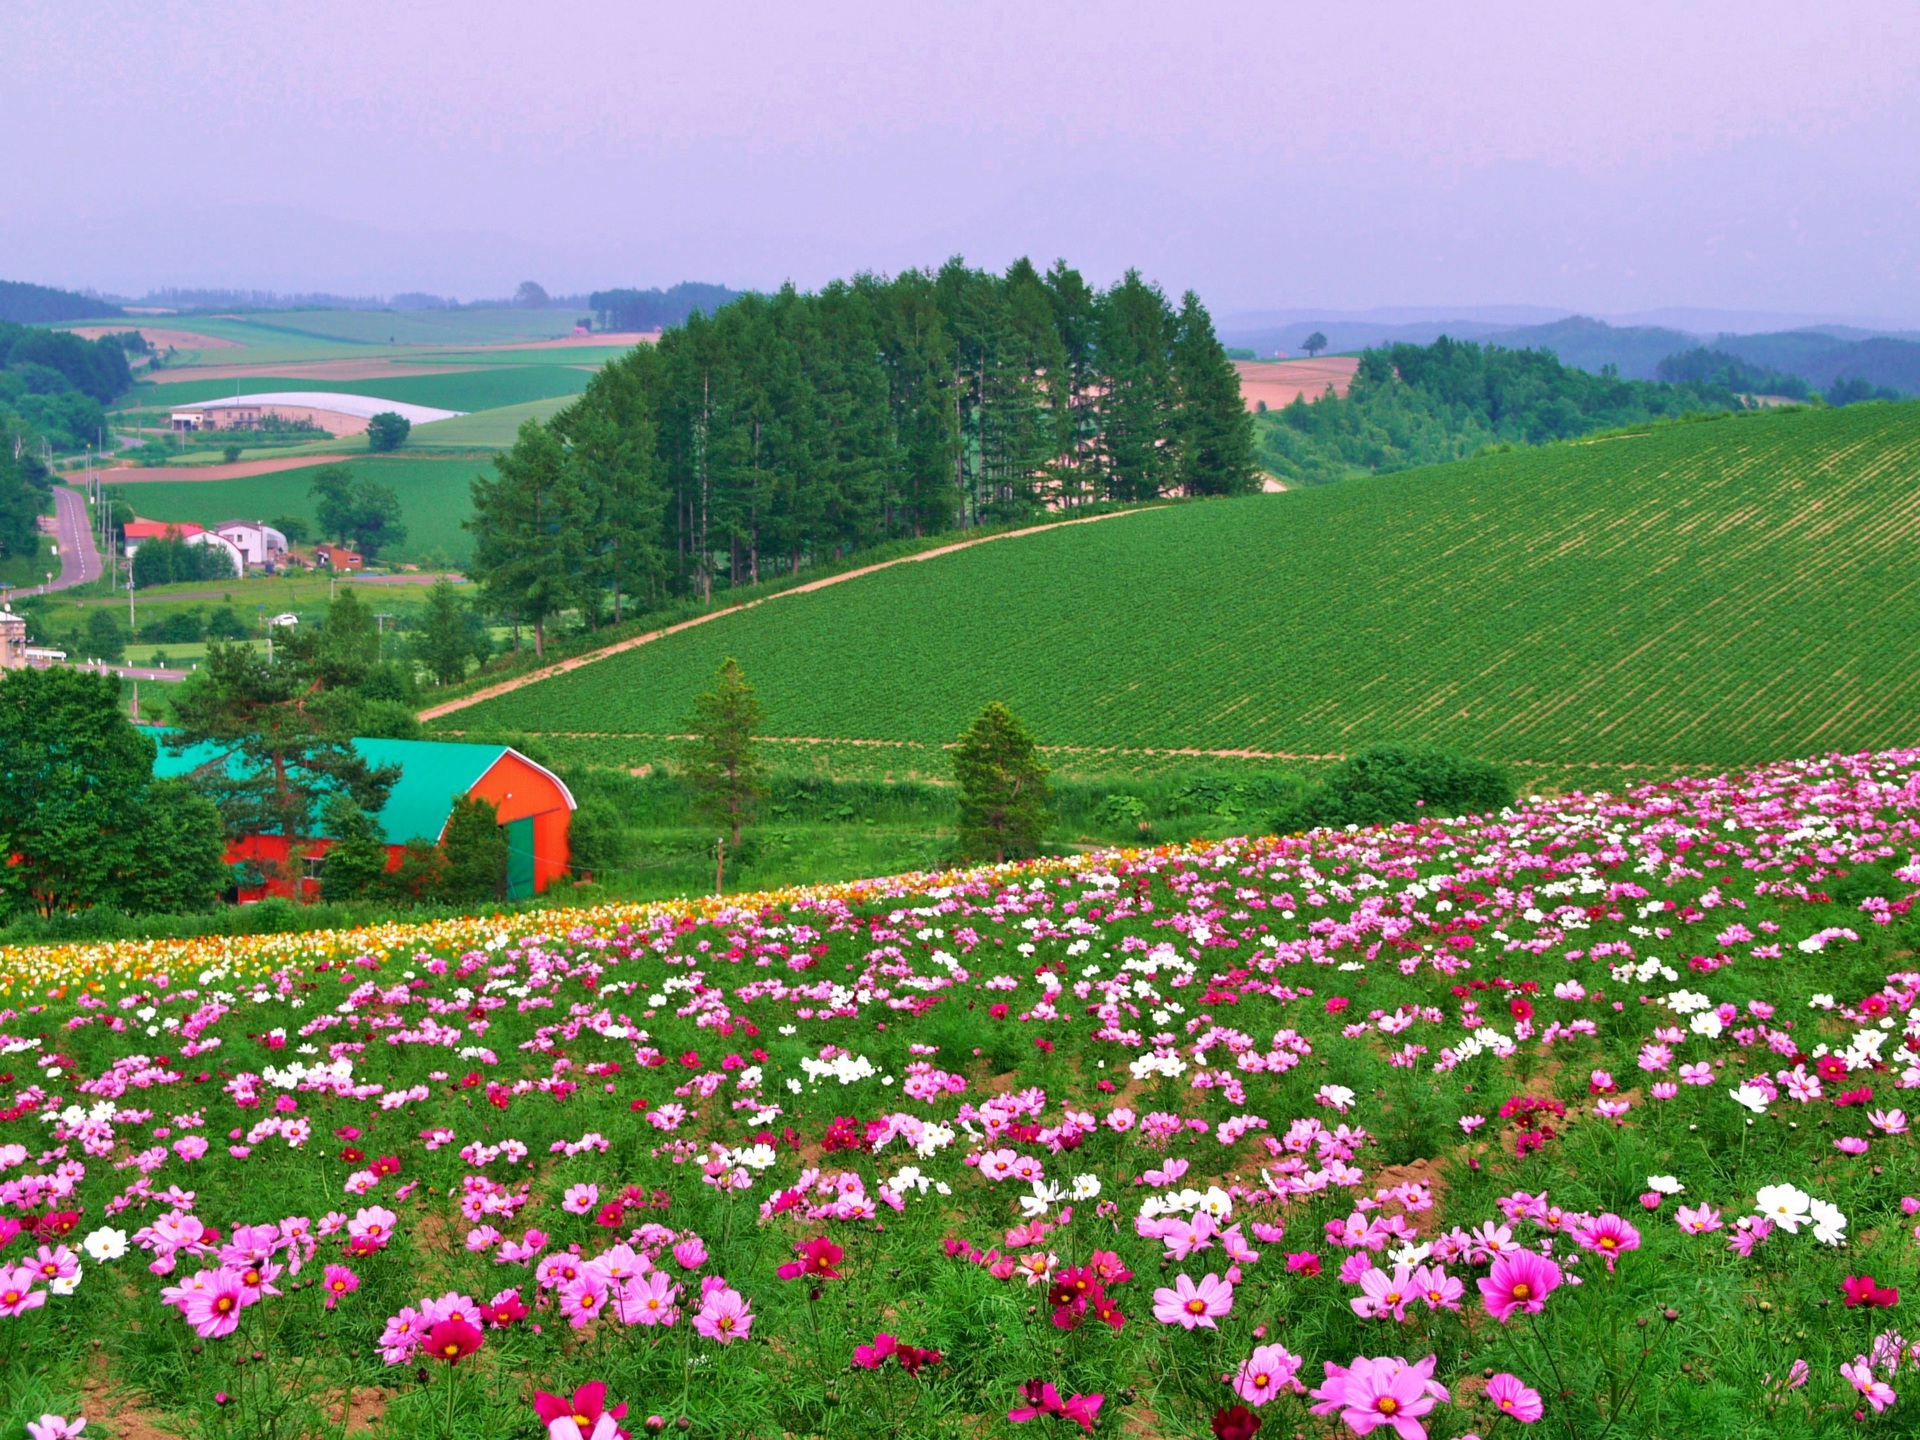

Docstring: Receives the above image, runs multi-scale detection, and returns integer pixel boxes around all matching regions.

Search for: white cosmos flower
[1808,1199,1848,1247]
[1730,1085,1771,1114]
[1755,1184,1812,1233]
[1646,1175,1684,1196]
[81,1227,128,1262]
[1070,1174,1102,1200]
[49,1266,81,1295]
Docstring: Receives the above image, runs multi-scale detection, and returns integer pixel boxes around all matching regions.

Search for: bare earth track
[1233,356,1361,411]
[417,508,1157,722]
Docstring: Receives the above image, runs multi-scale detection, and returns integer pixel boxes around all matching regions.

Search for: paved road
[60,659,188,683]
[42,486,103,593]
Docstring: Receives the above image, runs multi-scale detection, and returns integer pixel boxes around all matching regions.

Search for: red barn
[154,737,575,902]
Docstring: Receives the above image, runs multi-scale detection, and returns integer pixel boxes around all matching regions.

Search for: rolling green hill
[437,402,1920,769]
[119,455,484,565]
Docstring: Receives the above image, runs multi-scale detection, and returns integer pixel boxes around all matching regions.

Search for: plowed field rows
[444,403,1920,766]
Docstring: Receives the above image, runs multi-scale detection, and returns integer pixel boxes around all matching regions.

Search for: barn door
[505,816,536,899]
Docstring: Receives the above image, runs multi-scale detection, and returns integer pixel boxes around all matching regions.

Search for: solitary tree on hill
[680,659,767,884]
[366,412,410,452]
[953,702,1052,863]
[1302,331,1329,358]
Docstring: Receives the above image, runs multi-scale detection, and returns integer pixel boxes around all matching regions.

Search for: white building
[212,520,289,569]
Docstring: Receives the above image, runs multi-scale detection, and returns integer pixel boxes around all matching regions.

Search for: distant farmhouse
[168,392,462,438]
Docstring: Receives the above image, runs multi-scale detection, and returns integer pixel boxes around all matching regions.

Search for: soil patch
[103,455,352,482]
[68,326,242,350]
[1235,357,1361,412]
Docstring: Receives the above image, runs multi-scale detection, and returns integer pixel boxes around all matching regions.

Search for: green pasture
[217,308,588,347]
[441,401,1920,770]
[408,396,578,447]
[120,365,593,414]
[111,454,486,564]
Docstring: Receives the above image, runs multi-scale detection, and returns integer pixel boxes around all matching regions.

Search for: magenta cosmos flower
[1152,1271,1234,1330]
[691,1284,753,1344]
[1573,1213,1640,1270]
[1233,1342,1303,1405]
[532,1380,628,1440]
[1309,1354,1448,1440]
[321,1264,359,1309]
[1485,1372,1544,1422]
[1477,1250,1562,1323]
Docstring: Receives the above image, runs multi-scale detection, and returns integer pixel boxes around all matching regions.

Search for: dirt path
[101,454,356,482]
[418,508,1159,721]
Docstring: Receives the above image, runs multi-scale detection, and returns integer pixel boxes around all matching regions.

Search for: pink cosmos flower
[1841,1357,1896,1413]
[181,1271,250,1338]
[1351,1265,1416,1322]
[672,1237,708,1271]
[0,1266,45,1318]
[1833,1137,1870,1155]
[1008,1381,1103,1433]
[558,1274,611,1329]
[690,1284,752,1344]
[532,1380,628,1440]
[1309,1354,1448,1440]
[378,1306,423,1363]
[1410,1264,1463,1312]
[1478,1251,1562,1323]
[1233,1342,1303,1405]
[1573,1214,1640,1270]
[1486,1372,1544,1423]
[25,1418,86,1440]
[1152,1271,1234,1330]
[562,1184,600,1216]
[1674,1205,1723,1234]
[321,1264,358,1309]
[620,1270,680,1327]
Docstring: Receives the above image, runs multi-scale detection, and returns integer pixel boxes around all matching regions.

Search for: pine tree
[953,701,1052,863]
[1171,290,1258,496]
[318,794,389,902]
[416,578,474,686]
[1095,271,1179,502]
[441,794,508,902]
[679,658,767,852]
[467,419,590,657]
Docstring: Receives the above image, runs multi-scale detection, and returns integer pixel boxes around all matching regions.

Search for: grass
[120,365,593,414]
[408,396,580,447]
[439,402,1920,770]
[111,454,488,564]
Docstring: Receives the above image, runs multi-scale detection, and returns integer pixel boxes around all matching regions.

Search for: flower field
[437,402,1920,773]
[3,747,1919,1438]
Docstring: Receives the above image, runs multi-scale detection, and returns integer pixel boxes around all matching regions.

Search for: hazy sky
[5,0,1918,321]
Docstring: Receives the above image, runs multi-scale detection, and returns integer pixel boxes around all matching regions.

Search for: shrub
[1273,744,1513,833]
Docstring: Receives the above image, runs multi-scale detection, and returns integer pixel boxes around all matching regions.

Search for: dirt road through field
[417,507,1160,722]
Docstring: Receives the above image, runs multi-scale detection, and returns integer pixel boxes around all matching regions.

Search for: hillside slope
[439,402,1920,767]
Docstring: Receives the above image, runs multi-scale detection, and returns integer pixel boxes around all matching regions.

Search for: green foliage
[1257,334,1747,485]
[953,701,1051,862]
[205,605,250,640]
[82,607,125,662]
[447,402,1920,768]
[441,793,508,902]
[415,578,478,685]
[679,658,767,848]
[0,439,47,560]
[1302,330,1328,357]
[1273,744,1513,832]
[0,280,123,324]
[467,419,589,655]
[382,836,448,901]
[566,795,631,880]
[317,793,390,902]
[132,533,236,587]
[0,668,223,916]
[267,513,310,545]
[366,410,411,452]
[309,463,408,560]
[222,443,242,463]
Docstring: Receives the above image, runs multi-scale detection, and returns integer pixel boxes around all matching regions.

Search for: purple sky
[6,0,1919,322]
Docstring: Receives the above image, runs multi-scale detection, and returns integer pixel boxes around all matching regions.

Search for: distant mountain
[0,279,123,324]
[1218,318,1515,357]
[1712,332,1920,394]
[1479,316,1699,380]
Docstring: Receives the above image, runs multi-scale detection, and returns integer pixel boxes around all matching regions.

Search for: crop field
[440,403,1920,770]
[121,365,593,415]
[120,455,488,564]
[0,744,1914,1438]
[410,395,580,448]
[220,308,591,347]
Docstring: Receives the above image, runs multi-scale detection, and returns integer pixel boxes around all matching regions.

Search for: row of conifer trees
[469,258,1255,651]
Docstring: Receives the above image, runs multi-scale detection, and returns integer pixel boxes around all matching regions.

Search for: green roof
[154,735,515,844]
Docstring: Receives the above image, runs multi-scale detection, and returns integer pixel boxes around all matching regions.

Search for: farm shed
[152,736,575,902]
[167,392,463,438]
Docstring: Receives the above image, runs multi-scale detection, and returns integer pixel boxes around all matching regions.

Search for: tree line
[1256,335,1755,486]
[469,258,1256,653]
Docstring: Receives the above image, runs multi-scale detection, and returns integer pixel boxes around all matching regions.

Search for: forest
[1255,335,1756,485]
[469,258,1255,650]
